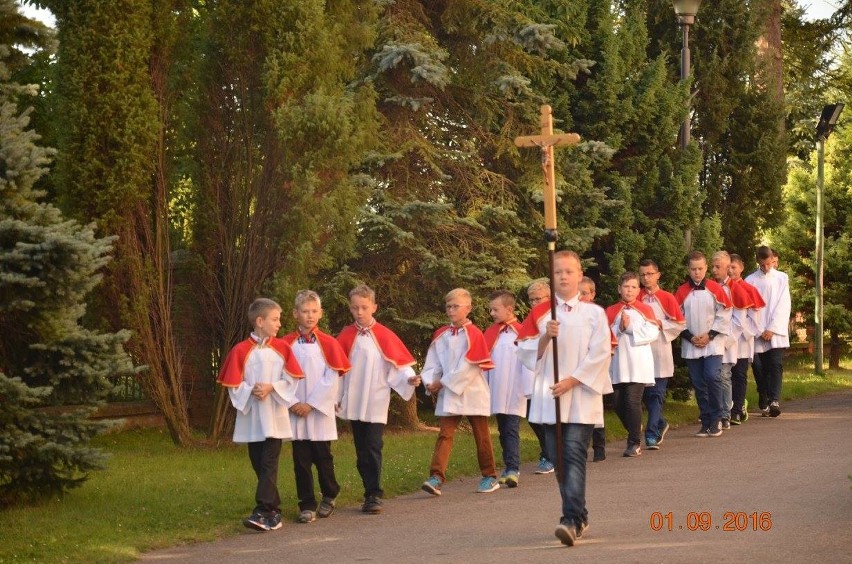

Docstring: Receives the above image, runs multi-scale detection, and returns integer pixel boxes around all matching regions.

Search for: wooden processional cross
[514,104,581,482]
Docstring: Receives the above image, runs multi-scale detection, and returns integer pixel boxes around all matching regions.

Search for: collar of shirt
[449,321,470,336]
[555,295,580,311]
[298,329,317,344]
[689,278,707,290]
[355,321,375,336]
[250,333,269,347]
[499,318,517,333]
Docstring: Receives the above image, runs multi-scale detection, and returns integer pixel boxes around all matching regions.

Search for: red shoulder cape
[483,320,521,351]
[516,301,553,342]
[674,279,732,309]
[281,329,351,375]
[432,321,495,370]
[605,301,657,326]
[727,278,766,309]
[639,288,685,322]
[337,322,416,369]
[217,337,305,388]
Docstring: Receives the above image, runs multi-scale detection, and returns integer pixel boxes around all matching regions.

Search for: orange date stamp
[649,511,773,532]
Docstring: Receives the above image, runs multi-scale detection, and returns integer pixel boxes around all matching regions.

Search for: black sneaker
[623,444,642,457]
[243,512,270,532]
[555,522,577,546]
[769,401,781,417]
[721,418,731,430]
[592,448,606,462]
[694,427,710,438]
[267,512,283,530]
[730,413,742,425]
[577,521,590,539]
[317,496,336,518]
[707,422,723,437]
[362,496,383,514]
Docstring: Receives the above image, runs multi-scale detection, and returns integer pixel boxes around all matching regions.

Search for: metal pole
[680,23,691,150]
[814,138,825,375]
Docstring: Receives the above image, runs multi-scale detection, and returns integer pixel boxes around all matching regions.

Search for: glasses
[639,272,659,277]
[445,304,470,310]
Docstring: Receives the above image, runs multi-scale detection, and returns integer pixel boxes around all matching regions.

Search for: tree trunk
[756,0,785,115]
[829,328,842,370]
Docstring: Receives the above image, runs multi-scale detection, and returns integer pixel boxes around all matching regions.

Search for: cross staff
[514,104,580,482]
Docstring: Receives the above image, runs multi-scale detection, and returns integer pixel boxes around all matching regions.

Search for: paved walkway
[142,390,852,563]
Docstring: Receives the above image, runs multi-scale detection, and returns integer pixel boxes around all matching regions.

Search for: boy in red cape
[217,298,304,532]
[282,290,351,523]
[675,251,733,438]
[638,259,685,450]
[336,284,421,514]
[606,272,660,458]
[516,251,612,546]
[483,290,529,487]
[726,254,765,424]
[421,288,499,496]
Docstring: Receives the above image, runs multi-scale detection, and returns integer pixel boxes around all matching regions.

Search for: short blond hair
[294,289,321,309]
[527,279,550,296]
[349,284,376,302]
[247,298,281,325]
[445,288,472,304]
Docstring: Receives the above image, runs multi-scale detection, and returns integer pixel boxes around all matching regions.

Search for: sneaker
[361,496,383,514]
[761,406,770,417]
[657,422,670,445]
[592,448,606,462]
[694,427,710,438]
[504,470,519,488]
[577,521,589,539]
[707,422,723,437]
[422,475,442,496]
[730,413,742,425]
[243,512,270,532]
[297,509,316,524]
[555,522,577,546]
[769,400,781,417]
[623,444,642,457]
[742,399,749,422]
[476,476,499,493]
[266,512,282,531]
[317,497,336,518]
[721,418,731,430]
[535,457,555,474]
[645,437,659,450]
[498,470,508,484]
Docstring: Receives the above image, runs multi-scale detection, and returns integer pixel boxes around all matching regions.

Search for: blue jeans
[642,377,668,442]
[685,355,723,428]
[544,423,593,529]
[496,414,521,472]
[720,362,733,418]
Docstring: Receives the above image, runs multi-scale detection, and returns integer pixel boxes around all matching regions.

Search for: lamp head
[672,0,703,25]
[815,103,845,141]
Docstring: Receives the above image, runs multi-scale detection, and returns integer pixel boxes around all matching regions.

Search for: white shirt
[288,339,340,441]
[641,293,684,378]
[517,296,612,426]
[609,306,659,385]
[337,333,415,424]
[229,346,298,443]
[680,284,732,359]
[485,330,533,416]
[421,325,491,417]
[746,268,791,352]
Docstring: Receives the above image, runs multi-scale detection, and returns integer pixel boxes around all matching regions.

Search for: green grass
[1,357,850,563]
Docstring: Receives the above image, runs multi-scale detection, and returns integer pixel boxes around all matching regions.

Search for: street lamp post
[672,0,702,150]
[814,103,844,375]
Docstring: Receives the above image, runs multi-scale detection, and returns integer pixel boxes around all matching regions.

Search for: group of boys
[216,245,790,548]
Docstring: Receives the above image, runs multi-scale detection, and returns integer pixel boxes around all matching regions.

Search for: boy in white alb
[282,290,351,523]
[526,280,555,474]
[579,276,610,462]
[217,298,304,532]
[711,251,736,429]
[727,254,765,424]
[516,251,612,546]
[421,288,499,496]
[606,272,660,457]
[638,259,685,449]
[336,285,421,514]
[483,290,530,487]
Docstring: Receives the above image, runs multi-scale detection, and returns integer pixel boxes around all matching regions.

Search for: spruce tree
[0,53,133,504]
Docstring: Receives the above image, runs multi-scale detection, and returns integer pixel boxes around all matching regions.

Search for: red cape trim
[516,300,554,342]
[483,320,521,351]
[639,288,685,322]
[674,279,732,309]
[281,329,352,376]
[605,301,657,326]
[337,322,416,369]
[432,321,495,370]
[727,278,766,309]
[217,337,305,388]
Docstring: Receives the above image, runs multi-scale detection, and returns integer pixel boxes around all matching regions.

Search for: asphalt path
[141,389,852,563]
